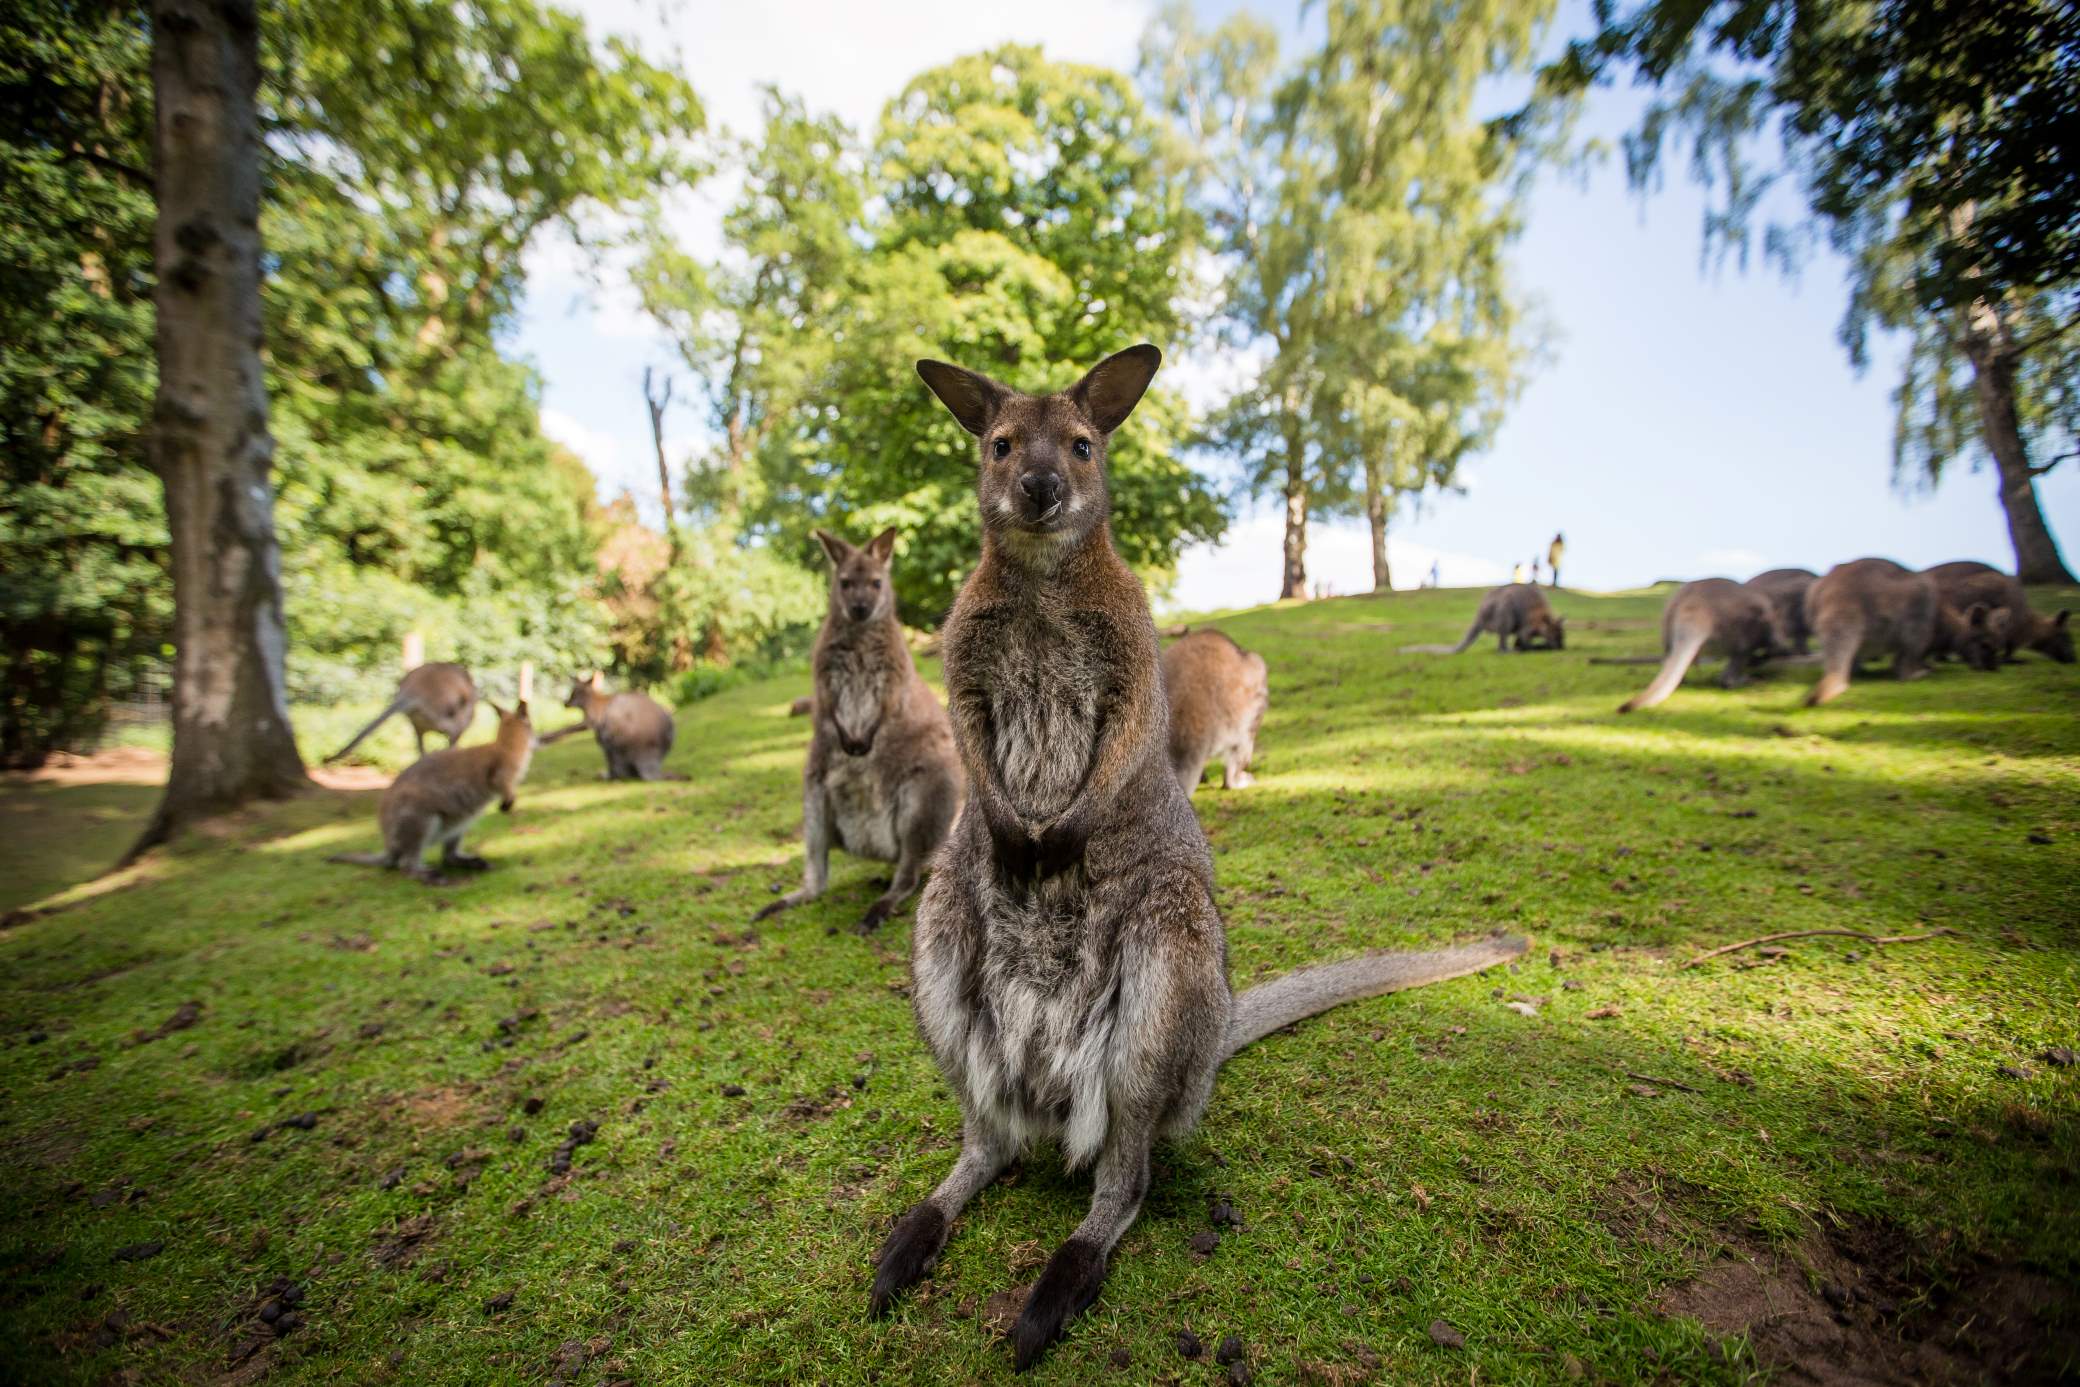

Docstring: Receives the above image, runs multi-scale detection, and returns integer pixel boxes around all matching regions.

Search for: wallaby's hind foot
[1008,1239,1106,1371]
[442,852,491,872]
[326,851,391,869]
[1224,766,1255,789]
[869,1203,949,1318]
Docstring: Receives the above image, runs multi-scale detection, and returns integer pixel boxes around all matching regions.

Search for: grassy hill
[3,584,2076,1385]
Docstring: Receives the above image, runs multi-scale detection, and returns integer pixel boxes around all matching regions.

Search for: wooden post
[518,661,533,705]
[401,632,425,672]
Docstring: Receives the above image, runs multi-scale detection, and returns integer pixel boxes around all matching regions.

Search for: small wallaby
[1925,560,2074,664]
[1162,629,1269,793]
[1618,578,1785,713]
[880,343,1527,1370]
[1926,595,2004,672]
[324,662,477,763]
[755,528,963,932]
[562,672,677,781]
[326,700,534,885]
[1447,583,1565,653]
[1743,568,1818,654]
[1802,557,1952,705]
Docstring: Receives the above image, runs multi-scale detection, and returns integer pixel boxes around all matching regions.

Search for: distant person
[1531,555,1543,585]
[1511,560,1527,584]
[1427,559,1441,589]
[1548,532,1565,588]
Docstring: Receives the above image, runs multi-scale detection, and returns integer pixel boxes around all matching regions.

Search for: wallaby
[1743,568,1818,654]
[326,700,534,885]
[324,662,477,763]
[1802,557,1951,705]
[561,672,677,781]
[1925,560,2074,664]
[755,528,964,932]
[881,344,1527,1370]
[1162,629,1269,793]
[1926,595,2004,672]
[1446,583,1565,653]
[1618,578,1785,713]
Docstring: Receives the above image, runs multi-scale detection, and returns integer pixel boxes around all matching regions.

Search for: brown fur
[877,345,1526,1370]
[1618,579,1785,713]
[1450,583,1565,652]
[327,701,534,884]
[562,672,677,780]
[755,528,963,932]
[324,662,477,763]
[1802,558,1948,706]
[1162,629,1269,793]
[1924,560,2074,664]
[1743,568,1818,654]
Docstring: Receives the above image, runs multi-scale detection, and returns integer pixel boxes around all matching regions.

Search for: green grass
[2,584,2076,1385]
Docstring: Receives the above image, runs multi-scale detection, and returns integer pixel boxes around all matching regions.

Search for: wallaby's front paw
[858,898,896,932]
[499,798,515,813]
[1226,770,1255,789]
[869,1203,947,1317]
[1008,1238,1106,1371]
[445,853,491,872]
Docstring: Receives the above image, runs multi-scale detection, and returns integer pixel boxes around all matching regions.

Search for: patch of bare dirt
[1659,1219,2077,1385]
[2,747,389,793]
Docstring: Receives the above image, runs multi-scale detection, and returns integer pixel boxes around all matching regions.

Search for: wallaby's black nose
[1020,471,1063,511]
[849,603,872,620]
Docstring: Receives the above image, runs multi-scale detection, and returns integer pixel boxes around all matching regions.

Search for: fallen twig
[1682,927,1956,969]
[1622,1070,1702,1094]
[1587,655,1666,665]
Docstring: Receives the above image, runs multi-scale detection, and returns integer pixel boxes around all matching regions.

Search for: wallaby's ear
[812,529,850,566]
[1072,344,1162,434]
[487,701,508,719]
[916,360,1006,437]
[514,699,530,719]
[587,669,604,689]
[865,527,898,564]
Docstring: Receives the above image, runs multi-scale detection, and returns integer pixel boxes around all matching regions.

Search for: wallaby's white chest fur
[824,752,898,861]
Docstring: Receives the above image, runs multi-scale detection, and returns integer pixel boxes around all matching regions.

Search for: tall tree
[132,0,307,857]
[1546,0,2078,582]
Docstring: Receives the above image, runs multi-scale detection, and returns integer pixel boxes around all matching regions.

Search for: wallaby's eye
[1073,438,1092,460]
[992,437,1011,459]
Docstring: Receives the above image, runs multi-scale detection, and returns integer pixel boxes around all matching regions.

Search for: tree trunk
[1279,411,1308,600]
[1964,301,2075,585]
[643,366,680,562]
[129,0,307,863]
[1365,460,1391,592]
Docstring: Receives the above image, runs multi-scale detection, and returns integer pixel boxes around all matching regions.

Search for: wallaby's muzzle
[1017,469,1066,525]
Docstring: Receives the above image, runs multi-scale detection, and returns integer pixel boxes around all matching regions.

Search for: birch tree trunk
[1279,409,1308,600]
[1365,459,1391,592]
[1962,302,2075,585]
[129,0,307,861]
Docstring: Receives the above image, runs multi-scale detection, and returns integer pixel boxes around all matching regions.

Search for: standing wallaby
[1802,557,1951,706]
[1162,629,1269,793]
[324,662,477,763]
[1925,560,2074,664]
[1743,568,1818,654]
[1447,583,1565,653]
[326,701,534,885]
[562,672,677,781]
[755,528,963,932]
[1618,578,1785,713]
[880,344,1527,1370]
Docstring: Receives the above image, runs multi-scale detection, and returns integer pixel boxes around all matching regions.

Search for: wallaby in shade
[324,662,477,763]
[1162,629,1269,793]
[1923,560,2073,664]
[1803,557,1979,706]
[1448,583,1565,652]
[755,528,963,932]
[882,343,1527,1370]
[1618,578,1787,712]
[561,672,677,781]
[326,701,534,885]
[1743,568,1818,654]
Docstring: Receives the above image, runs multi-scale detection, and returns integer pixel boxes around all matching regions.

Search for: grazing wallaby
[326,701,534,885]
[1618,578,1784,713]
[1743,568,1818,654]
[1448,583,1565,652]
[1926,595,2004,672]
[324,662,477,763]
[1925,560,2074,664]
[1162,629,1269,793]
[1802,557,1952,705]
[755,528,963,932]
[562,672,677,781]
[881,343,1527,1370]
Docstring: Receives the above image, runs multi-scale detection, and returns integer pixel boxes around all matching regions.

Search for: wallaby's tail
[1804,624,1858,706]
[325,852,390,868]
[1618,624,1709,713]
[1448,618,1485,654]
[1223,933,1527,1059]
[325,697,407,764]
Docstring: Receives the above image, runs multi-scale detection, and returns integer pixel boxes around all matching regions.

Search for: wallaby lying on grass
[1803,557,1964,705]
[324,662,477,763]
[1447,582,1565,652]
[755,528,963,932]
[881,343,1528,1370]
[1618,579,1785,712]
[561,672,677,780]
[326,701,533,885]
[1162,629,1269,793]
[1743,568,1818,654]
[1925,560,2074,664]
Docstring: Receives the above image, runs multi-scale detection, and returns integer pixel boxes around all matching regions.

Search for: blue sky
[513,0,2080,610]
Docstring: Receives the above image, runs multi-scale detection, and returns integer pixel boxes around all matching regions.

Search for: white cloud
[1699,546,1766,575]
[1162,509,1509,615]
[540,407,654,507]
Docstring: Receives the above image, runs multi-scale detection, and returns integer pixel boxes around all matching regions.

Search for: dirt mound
[1660,1219,2076,1385]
